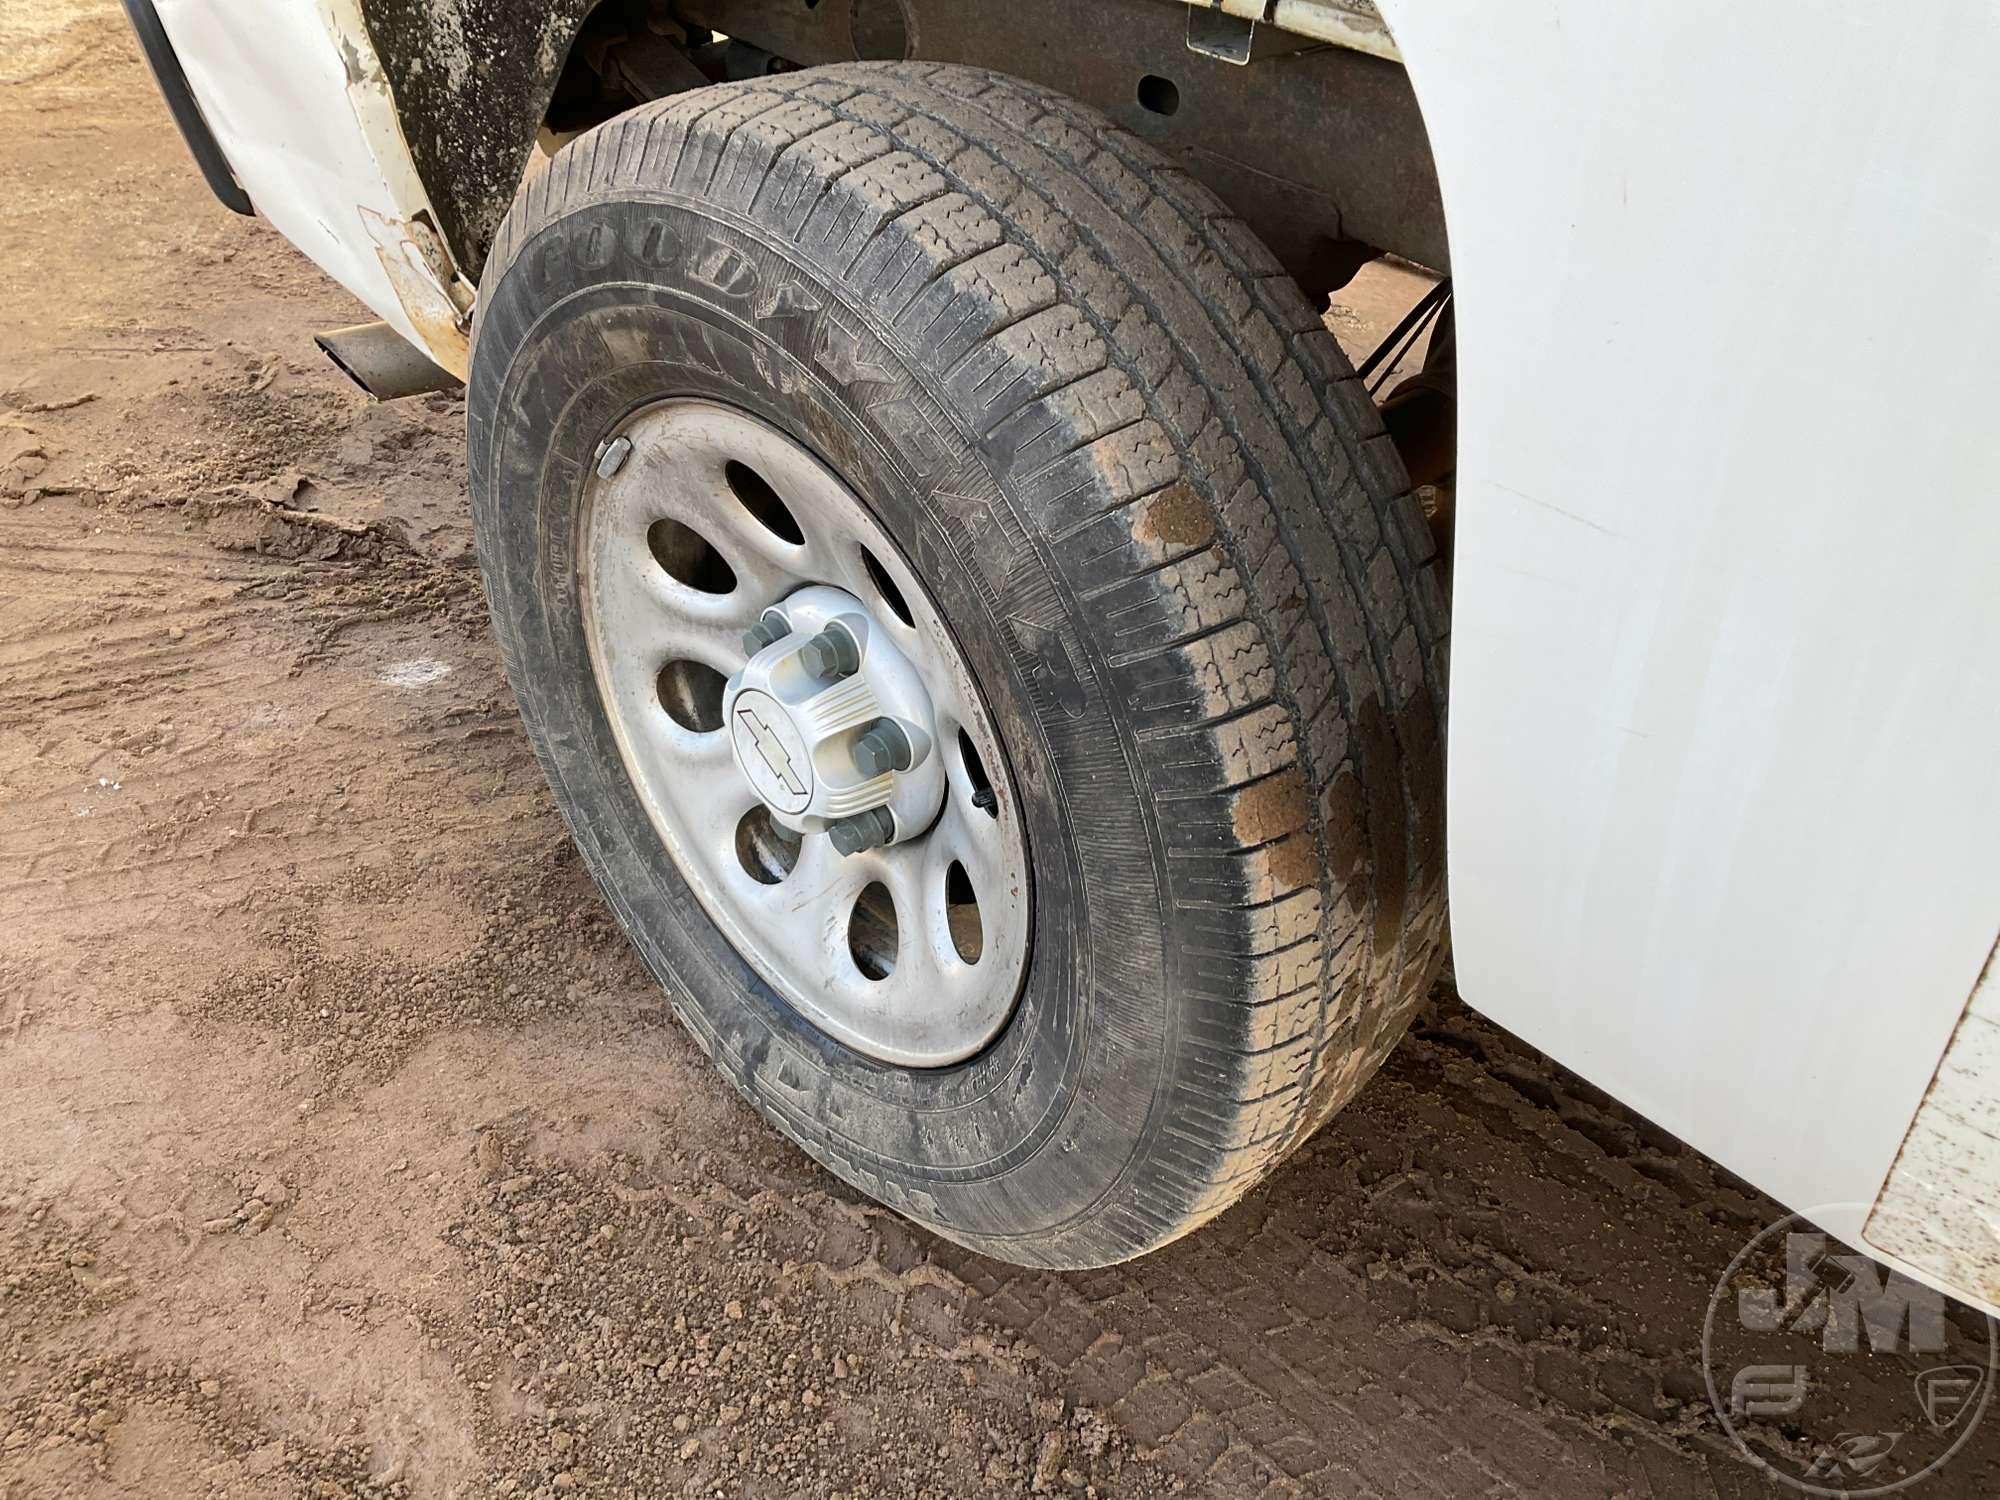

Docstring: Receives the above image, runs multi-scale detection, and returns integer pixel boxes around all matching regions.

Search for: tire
[466,62,1449,1268]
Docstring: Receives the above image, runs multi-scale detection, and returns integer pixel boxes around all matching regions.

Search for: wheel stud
[828,806,894,856]
[741,609,790,656]
[852,719,912,777]
[798,624,860,680]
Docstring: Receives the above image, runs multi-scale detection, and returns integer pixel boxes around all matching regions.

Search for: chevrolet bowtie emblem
[737,704,807,799]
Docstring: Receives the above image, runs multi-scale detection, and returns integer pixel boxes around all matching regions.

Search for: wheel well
[358,0,1447,298]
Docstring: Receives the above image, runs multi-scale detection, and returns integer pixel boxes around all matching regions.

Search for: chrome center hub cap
[577,400,1031,1068]
[721,584,947,848]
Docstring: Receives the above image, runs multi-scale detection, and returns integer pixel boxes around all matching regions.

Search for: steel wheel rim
[579,399,1032,1067]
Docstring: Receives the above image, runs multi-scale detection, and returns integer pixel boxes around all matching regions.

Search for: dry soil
[2,6,1996,1499]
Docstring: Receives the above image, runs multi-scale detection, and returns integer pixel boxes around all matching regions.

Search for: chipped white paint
[319,0,474,375]
[359,206,473,377]
[1180,0,1401,61]
[377,657,453,689]
[1867,937,2000,1318]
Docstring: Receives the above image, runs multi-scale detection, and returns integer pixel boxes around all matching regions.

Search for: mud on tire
[466,62,1449,1268]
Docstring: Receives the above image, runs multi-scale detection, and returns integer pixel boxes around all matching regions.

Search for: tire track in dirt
[0,458,501,920]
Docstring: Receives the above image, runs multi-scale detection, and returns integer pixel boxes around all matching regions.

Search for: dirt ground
[2,5,1996,1498]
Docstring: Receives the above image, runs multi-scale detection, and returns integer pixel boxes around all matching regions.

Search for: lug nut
[828,806,894,856]
[851,719,912,778]
[741,609,790,655]
[798,624,860,680]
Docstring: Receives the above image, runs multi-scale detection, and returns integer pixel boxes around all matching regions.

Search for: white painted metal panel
[1379,0,2000,1309]
[152,0,467,373]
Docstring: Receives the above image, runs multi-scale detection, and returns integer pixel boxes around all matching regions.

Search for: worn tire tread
[475,62,1447,1265]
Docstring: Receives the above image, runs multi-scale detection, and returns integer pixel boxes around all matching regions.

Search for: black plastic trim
[120,0,254,216]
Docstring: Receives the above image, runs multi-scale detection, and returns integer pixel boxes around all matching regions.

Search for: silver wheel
[579,400,1031,1067]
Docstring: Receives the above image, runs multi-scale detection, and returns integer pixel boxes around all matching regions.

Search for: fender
[151,0,476,376]
[1381,0,2000,1316]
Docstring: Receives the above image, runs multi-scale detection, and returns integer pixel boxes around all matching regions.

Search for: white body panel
[157,0,2000,1309]
[1379,0,2000,1313]
[154,0,469,374]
